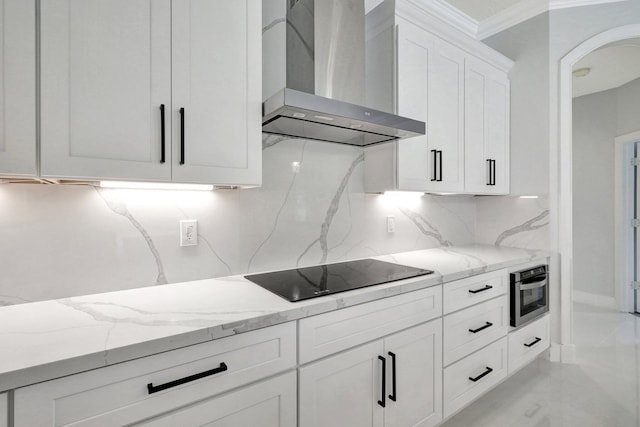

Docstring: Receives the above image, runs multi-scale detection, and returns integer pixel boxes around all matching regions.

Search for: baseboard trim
[572,290,617,309]
[550,342,576,363]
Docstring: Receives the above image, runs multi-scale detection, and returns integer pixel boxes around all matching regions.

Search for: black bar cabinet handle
[524,337,542,348]
[388,351,397,402]
[469,321,493,333]
[469,366,493,382]
[179,107,185,165]
[430,150,437,181]
[147,362,227,395]
[378,355,386,408]
[491,160,496,185]
[486,159,491,185]
[469,285,493,294]
[437,150,443,182]
[159,104,166,164]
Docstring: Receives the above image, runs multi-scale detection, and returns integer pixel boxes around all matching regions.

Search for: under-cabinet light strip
[99,181,214,191]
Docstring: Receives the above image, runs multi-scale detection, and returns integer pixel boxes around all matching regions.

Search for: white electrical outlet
[180,219,198,246]
[387,215,395,233]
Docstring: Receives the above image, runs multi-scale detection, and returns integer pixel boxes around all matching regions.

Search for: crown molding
[411,0,630,41]
[407,0,479,39]
[477,0,549,40]
[397,0,514,72]
[549,0,627,10]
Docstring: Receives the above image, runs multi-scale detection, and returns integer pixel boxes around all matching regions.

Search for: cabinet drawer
[443,269,507,314]
[14,322,296,426]
[299,285,442,363]
[443,295,508,366]
[444,337,508,419]
[508,314,550,375]
[137,371,297,427]
[0,392,7,427]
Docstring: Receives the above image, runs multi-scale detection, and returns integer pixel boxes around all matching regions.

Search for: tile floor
[443,303,640,426]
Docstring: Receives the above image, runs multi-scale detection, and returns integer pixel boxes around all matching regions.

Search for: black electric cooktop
[245,259,434,302]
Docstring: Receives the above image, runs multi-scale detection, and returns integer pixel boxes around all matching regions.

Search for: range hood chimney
[262,0,425,146]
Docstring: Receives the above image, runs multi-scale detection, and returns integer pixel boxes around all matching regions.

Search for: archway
[558,24,640,361]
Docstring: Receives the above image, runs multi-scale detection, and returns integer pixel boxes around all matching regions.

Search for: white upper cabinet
[364,1,512,195]
[0,0,36,177]
[40,0,172,181]
[464,57,510,195]
[171,0,261,186]
[396,20,465,193]
[40,0,261,186]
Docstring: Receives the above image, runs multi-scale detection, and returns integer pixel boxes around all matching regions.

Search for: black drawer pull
[378,355,386,408]
[469,366,493,382]
[468,285,493,294]
[524,337,542,348]
[147,362,228,394]
[388,351,397,402]
[469,322,493,334]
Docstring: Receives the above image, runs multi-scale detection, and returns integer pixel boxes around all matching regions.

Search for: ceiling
[432,0,638,97]
[572,39,640,97]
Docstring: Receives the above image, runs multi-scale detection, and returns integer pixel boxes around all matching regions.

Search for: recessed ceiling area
[572,38,640,98]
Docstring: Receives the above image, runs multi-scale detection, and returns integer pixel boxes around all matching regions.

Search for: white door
[171,0,261,186]
[136,372,297,427]
[383,319,443,427]
[298,340,385,427]
[396,19,464,192]
[464,57,510,195]
[40,0,172,181]
[0,0,36,177]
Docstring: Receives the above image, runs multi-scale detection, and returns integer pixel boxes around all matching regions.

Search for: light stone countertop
[1,245,549,392]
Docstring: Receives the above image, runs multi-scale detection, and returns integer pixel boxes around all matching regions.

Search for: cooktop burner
[244,259,434,302]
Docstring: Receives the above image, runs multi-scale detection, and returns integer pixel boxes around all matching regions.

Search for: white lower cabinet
[14,322,296,426]
[0,392,7,427]
[443,336,508,419]
[443,295,509,366]
[136,371,297,427]
[299,319,443,427]
[508,314,550,375]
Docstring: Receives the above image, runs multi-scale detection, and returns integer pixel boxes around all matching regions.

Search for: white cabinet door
[40,0,172,181]
[464,57,510,195]
[136,371,297,427]
[383,320,443,427]
[396,19,464,193]
[0,0,36,177]
[171,0,261,186]
[299,340,385,427]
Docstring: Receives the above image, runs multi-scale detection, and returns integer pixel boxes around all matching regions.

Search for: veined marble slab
[1,245,548,392]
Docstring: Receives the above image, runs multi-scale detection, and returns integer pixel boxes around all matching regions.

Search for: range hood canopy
[262,0,425,146]
[262,88,424,146]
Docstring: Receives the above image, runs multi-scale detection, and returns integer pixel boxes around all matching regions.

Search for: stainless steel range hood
[262,0,425,146]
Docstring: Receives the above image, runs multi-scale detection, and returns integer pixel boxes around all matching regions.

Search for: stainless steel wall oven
[510,265,549,327]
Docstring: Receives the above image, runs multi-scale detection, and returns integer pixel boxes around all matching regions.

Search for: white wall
[572,87,617,297]
[572,77,640,299]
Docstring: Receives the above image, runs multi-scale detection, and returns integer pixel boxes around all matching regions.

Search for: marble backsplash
[475,195,550,250]
[0,136,487,306]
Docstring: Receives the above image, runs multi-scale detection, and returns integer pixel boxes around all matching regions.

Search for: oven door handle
[520,281,547,291]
